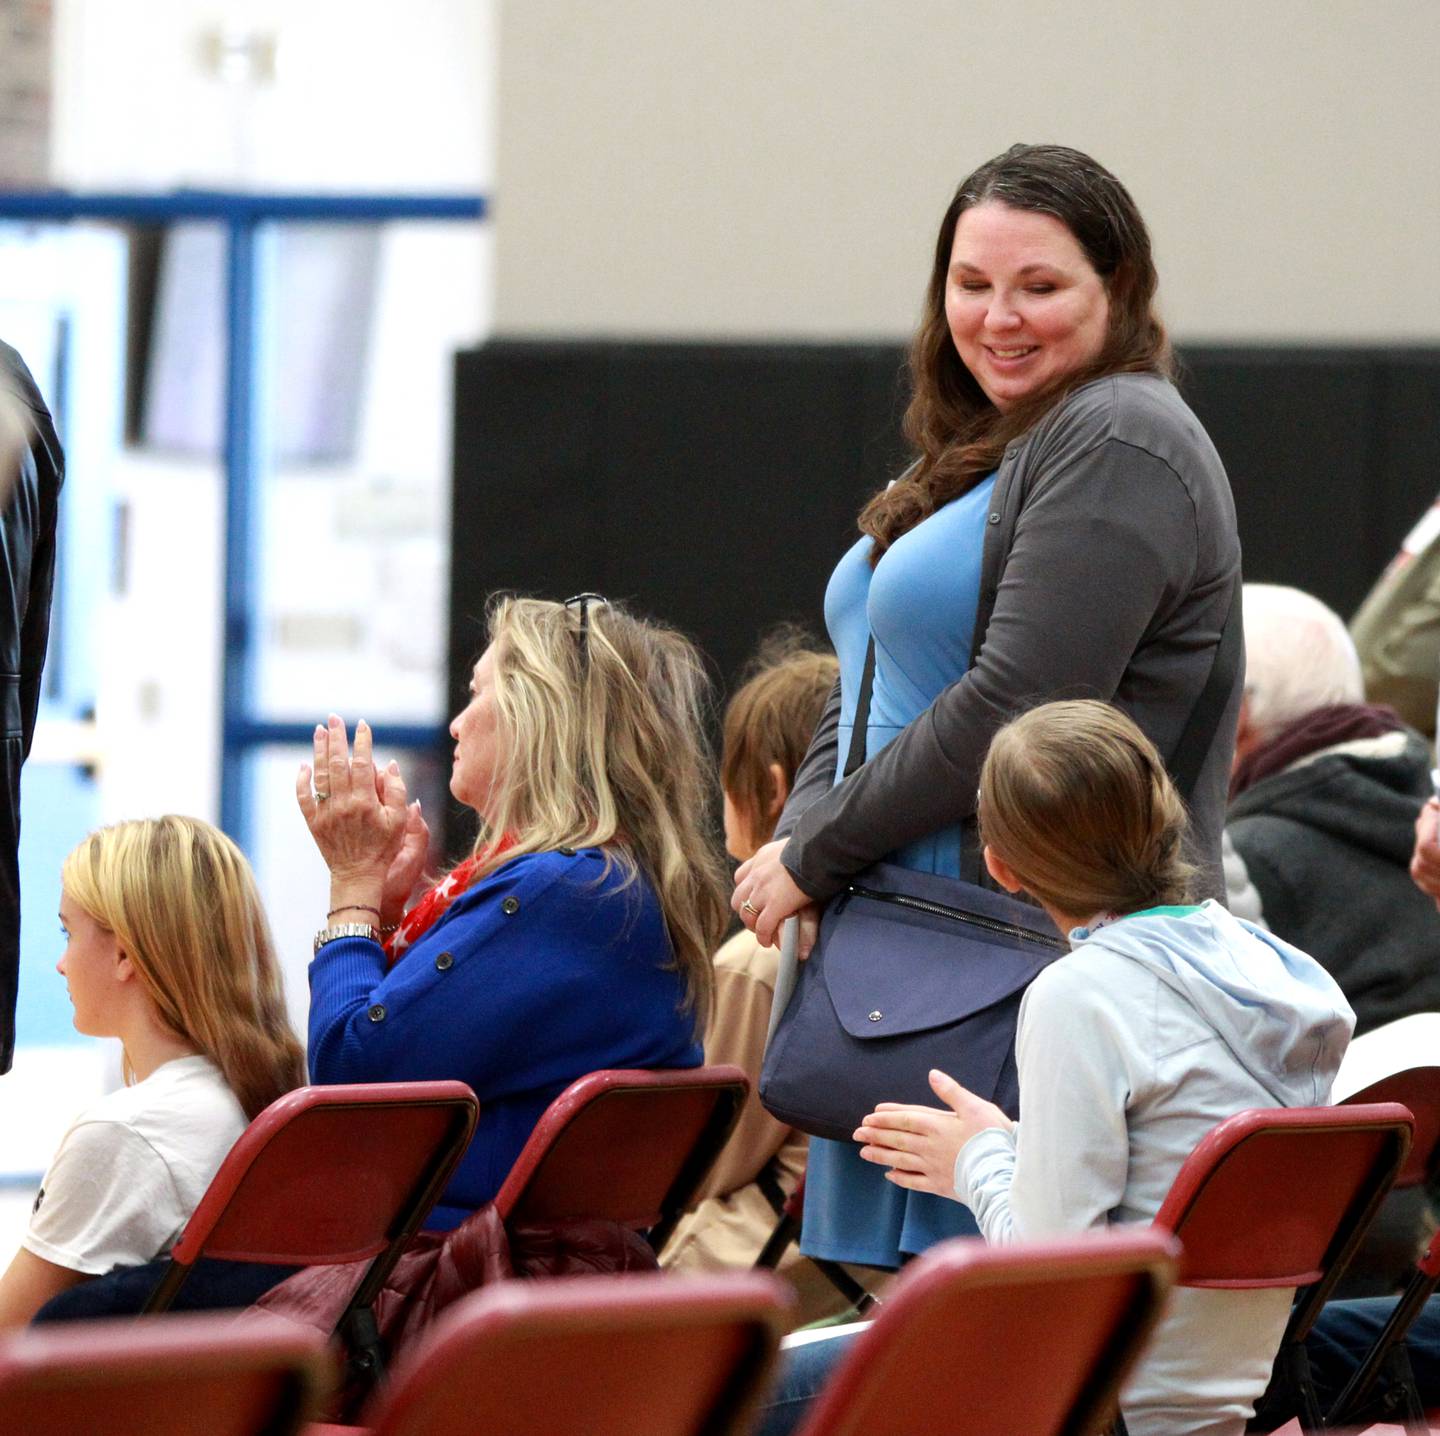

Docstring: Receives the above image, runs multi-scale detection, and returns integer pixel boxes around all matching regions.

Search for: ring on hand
[741,899,760,917]
[314,790,330,802]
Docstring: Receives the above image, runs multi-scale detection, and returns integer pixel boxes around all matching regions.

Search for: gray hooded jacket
[955,902,1354,1436]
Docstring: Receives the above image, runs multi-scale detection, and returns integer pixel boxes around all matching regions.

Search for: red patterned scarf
[1229,703,1405,799]
[384,836,515,966]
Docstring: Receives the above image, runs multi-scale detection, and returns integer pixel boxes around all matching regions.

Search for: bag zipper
[847,884,1066,952]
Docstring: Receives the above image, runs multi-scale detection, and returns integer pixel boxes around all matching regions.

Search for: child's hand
[854,1069,1014,1196]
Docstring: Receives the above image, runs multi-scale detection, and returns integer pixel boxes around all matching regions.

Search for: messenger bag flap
[821,862,1062,1041]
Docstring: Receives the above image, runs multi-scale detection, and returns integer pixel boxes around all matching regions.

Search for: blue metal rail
[0,189,487,848]
[0,189,486,222]
[227,720,445,751]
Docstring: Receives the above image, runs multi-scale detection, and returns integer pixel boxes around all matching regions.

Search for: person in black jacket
[0,340,63,1075]
[1226,583,1440,1037]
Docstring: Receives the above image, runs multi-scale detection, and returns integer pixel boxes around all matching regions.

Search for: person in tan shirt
[660,634,854,1322]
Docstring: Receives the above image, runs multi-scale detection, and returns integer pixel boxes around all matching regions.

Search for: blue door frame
[0,189,487,848]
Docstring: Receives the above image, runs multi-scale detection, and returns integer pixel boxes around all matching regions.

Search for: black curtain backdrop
[447,340,1440,849]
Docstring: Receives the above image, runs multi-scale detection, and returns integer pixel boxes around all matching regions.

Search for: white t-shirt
[23,1054,248,1276]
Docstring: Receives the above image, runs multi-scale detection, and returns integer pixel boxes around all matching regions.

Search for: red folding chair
[142,1082,478,1388]
[1150,1102,1414,1433]
[1342,1069,1440,1191]
[0,1311,329,1436]
[786,1230,1178,1436]
[316,1270,791,1436]
[1336,1068,1440,1303]
[491,1065,748,1245]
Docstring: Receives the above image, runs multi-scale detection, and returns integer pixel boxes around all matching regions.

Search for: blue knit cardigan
[308,846,703,1228]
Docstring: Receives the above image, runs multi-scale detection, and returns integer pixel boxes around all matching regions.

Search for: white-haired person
[755,700,1352,1436]
[297,594,729,1230]
[0,817,305,1326]
[1228,582,1440,1035]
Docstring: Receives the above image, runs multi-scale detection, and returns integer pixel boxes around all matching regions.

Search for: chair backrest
[793,1230,1179,1436]
[492,1066,748,1229]
[365,1271,791,1436]
[145,1081,478,1314]
[1342,1067,1440,1189]
[0,1312,328,1436]
[1151,1103,1412,1309]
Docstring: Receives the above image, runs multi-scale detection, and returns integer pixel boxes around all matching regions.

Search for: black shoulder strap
[1166,579,1242,799]
[842,639,876,778]
[840,577,1239,798]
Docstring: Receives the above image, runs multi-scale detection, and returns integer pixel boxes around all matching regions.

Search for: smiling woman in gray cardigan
[783,369,1240,905]
[730,144,1242,1274]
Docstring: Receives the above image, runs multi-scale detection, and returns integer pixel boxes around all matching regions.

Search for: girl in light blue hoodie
[760,700,1354,1436]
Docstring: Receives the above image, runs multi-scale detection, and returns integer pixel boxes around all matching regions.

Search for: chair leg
[754,1212,802,1271]
[814,1258,877,1314]
[337,1303,387,1400]
[1326,1263,1439,1432]
[138,1259,190,1315]
[1255,1341,1323,1433]
[754,1209,877,1314]
[1386,1344,1429,1436]
[1328,1342,1428,1436]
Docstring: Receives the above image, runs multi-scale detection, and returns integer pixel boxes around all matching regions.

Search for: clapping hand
[380,798,430,928]
[296,716,410,908]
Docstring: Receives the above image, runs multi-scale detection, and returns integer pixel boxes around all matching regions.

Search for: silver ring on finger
[741,899,760,917]
[314,790,330,802]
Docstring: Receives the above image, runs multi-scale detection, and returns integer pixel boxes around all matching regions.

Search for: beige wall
[494,0,1440,342]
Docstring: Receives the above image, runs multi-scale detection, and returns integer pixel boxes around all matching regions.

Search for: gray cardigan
[778,372,1243,903]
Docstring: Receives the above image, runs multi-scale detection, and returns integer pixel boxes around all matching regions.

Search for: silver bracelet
[313,922,380,954]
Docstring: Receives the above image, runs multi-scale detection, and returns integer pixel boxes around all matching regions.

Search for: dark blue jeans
[754,1332,859,1436]
[1299,1294,1440,1415]
[32,1257,298,1323]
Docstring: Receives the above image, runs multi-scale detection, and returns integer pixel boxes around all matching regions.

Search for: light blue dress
[800,473,997,1268]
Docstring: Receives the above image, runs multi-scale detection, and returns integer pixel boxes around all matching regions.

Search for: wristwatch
[314,922,380,955]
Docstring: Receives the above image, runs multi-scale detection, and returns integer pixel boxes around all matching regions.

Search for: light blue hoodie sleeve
[954,1127,1019,1241]
[955,959,1134,1241]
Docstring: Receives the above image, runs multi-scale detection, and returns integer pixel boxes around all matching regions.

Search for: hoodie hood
[1072,901,1355,1106]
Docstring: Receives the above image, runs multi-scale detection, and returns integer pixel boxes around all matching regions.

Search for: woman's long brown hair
[861,144,1174,561]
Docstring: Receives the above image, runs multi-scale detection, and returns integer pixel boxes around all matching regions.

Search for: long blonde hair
[978,700,1195,918]
[62,816,305,1119]
[466,595,728,1028]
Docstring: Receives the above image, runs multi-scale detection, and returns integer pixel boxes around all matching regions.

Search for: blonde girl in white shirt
[0,815,304,1326]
